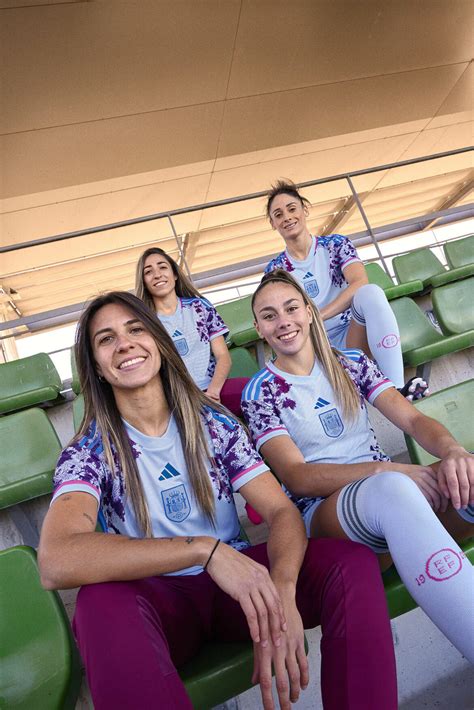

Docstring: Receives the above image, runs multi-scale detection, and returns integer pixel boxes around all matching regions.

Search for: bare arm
[238,472,309,709]
[260,435,388,499]
[319,261,368,321]
[206,335,232,401]
[374,387,474,508]
[38,492,215,590]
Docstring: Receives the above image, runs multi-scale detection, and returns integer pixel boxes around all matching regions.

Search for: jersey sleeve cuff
[341,256,362,270]
[209,327,229,340]
[366,379,394,405]
[254,427,290,451]
[230,460,269,491]
[51,480,101,507]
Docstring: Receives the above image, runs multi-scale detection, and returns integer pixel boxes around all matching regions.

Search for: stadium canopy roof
[1,0,473,332]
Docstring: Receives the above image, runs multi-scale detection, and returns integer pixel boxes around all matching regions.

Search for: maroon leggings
[73,538,397,709]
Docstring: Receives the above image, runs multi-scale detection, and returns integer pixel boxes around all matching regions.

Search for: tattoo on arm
[60,495,72,502]
[82,512,95,528]
[186,537,194,544]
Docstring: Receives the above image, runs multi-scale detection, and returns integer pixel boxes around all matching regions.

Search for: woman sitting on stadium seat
[242,269,474,663]
[265,180,427,400]
[38,291,398,710]
[135,247,231,402]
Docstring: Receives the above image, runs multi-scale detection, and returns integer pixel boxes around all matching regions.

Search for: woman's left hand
[252,591,308,710]
[437,446,474,510]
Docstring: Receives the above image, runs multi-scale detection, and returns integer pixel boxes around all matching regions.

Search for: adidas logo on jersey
[172,329,183,338]
[303,271,314,280]
[314,397,330,409]
[158,463,182,481]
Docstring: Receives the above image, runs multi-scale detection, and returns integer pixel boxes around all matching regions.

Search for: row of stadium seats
[2,379,474,708]
[393,235,473,290]
[0,236,472,416]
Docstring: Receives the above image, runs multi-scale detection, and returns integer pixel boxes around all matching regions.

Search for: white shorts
[302,497,325,536]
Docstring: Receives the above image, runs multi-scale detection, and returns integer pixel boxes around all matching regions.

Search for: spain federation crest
[174,337,189,357]
[161,484,191,522]
[319,408,344,438]
[303,279,319,299]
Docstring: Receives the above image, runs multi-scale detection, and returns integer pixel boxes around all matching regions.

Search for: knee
[355,283,386,305]
[369,470,421,501]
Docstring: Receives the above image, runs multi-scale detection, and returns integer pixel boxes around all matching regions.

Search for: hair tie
[203,538,220,571]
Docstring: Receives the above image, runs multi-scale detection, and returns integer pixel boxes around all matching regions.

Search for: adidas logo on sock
[303,271,314,280]
[314,397,330,409]
[172,329,183,338]
[158,463,181,481]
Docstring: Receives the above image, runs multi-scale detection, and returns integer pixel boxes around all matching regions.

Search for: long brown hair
[135,247,200,311]
[251,270,360,420]
[74,291,224,536]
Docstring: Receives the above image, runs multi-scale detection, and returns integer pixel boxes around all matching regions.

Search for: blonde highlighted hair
[252,270,361,421]
[74,291,227,537]
[135,247,200,311]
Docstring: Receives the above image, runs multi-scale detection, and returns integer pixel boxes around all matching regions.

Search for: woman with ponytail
[242,269,474,664]
[38,291,398,710]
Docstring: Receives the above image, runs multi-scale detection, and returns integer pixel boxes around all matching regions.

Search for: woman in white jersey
[135,247,231,402]
[242,269,474,663]
[265,180,427,400]
[38,291,398,710]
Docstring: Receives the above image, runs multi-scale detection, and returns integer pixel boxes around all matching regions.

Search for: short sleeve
[51,444,103,507]
[334,234,361,271]
[241,385,290,451]
[201,298,229,340]
[206,409,268,491]
[341,350,393,405]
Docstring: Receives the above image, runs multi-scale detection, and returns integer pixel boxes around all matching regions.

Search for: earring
[97,374,105,382]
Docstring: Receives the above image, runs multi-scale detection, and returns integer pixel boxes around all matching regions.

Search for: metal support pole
[346,175,390,274]
[166,214,193,280]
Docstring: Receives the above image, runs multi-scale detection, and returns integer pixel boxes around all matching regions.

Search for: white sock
[336,471,474,662]
[351,284,404,387]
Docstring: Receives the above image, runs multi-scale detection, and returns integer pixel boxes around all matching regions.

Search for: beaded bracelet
[203,538,220,571]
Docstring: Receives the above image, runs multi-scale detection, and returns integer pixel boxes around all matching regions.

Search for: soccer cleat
[398,376,429,402]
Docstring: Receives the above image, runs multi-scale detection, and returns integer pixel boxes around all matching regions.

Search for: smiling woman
[37,290,398,710]
[135,247,231,401]
[242,269,474,664]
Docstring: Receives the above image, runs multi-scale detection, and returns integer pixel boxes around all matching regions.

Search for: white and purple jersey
[52,408,268,575]
[241,350,392,519]
[158,297,229,390]
[265,234,361,347]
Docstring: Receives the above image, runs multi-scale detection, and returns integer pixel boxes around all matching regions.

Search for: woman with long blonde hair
[135,247,231,402]
[38,291,398,710]
[242,269,474,664]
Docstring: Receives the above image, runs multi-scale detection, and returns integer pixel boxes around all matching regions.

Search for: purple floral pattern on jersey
[241,374,296,445]
[318,234,359,288]
[54,412,262,550]
[265,252,295,273]
[184,298,227,345]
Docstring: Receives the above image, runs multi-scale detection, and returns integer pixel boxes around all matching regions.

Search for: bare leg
[310,491,393,571]
[345,319,371,357]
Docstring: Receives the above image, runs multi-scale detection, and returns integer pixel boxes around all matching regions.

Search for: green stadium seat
[392,248,473,290]
[0,545,81,710]
[0,353,64,415]
[73,393,85,432]
[431,278,474,336]
[0,408,61,509]
[229,347,259,379]
[389,297,474,375]
[444,234,474,269]
[216,295,258,348]
[70,350,81,395]
[365,263,423,300]
[404,379,474,466]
